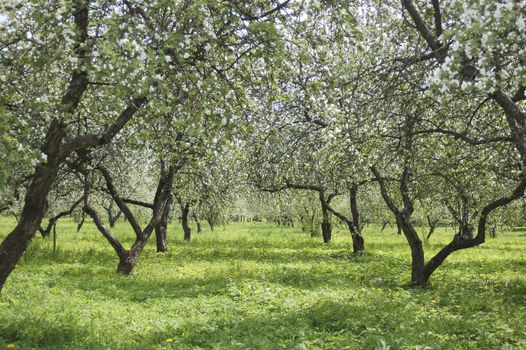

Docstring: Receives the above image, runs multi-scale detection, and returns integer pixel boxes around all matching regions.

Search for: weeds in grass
[0,218,525,349]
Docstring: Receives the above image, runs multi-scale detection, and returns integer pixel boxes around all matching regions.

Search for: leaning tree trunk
[0,6,146,290]
[0,122,65,292]
[181,204,191,241]
[400,216,427,285]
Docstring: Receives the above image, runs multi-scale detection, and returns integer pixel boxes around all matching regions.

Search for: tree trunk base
[321,222,331,243]
[352,234,365,253]
[117,257,136,275]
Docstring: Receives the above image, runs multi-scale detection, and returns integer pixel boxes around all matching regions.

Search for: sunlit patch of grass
[0,218,525,349]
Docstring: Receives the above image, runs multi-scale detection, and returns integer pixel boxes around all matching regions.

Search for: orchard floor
[0,218,525,349]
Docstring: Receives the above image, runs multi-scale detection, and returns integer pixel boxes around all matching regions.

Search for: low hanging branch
[39,197,83,238]
[121,198,154,209]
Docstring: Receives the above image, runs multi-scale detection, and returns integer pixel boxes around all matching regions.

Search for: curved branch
[424,176,526,278]
[39,197,83,237]
[97,165,143,239]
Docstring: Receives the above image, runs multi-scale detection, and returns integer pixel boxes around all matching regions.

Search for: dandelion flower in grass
[7,344,16,349]
[166,338,174,343]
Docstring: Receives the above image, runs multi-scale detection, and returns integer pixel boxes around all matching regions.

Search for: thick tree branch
[370,166,400,215]
[401,0,444,61]
[61,2,89,112]
[83,176,128,259]
[97,165,143,239]
[59,97,147,159]
[431,0,443,38]
[235,0,291,21]
[512,86,525,102]
[122,198,154,209]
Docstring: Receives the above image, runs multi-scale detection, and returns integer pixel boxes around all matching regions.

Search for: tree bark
[323,190,365,253]
[207,218,215,231]
[155,195,172,253]
[181,203,191,241]
[395,216,402,235]
[425,216,439,240]
[349,184,361,233]
[0,121,67,291]
[193,213,202,233]
[400,216,427,285]
[319,191,332,243]
[106,201,122,228]
[348,222,365,252]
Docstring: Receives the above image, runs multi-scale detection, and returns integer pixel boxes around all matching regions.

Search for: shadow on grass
[14,232,526,306]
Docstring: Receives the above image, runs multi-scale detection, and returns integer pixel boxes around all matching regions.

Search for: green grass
[0,217,525,349]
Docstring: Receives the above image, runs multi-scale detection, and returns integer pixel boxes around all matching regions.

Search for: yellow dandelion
[166,338,174,343]
[7,344,16,349]
[431,299,437,304]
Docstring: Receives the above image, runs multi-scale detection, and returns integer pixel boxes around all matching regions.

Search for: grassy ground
[0,217,525,350]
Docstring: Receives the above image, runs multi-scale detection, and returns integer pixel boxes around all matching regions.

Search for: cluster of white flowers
[426,0,526,98]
